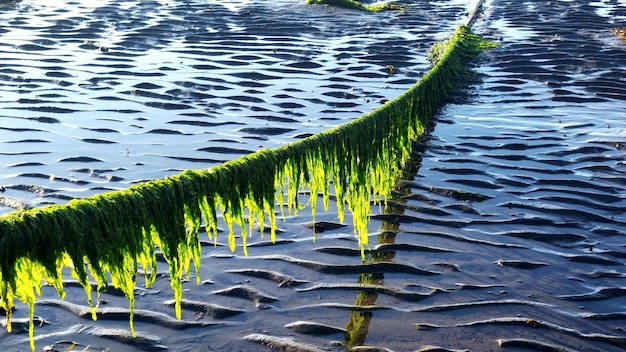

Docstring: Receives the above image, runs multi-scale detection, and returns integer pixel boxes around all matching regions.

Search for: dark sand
[1,0,625,351]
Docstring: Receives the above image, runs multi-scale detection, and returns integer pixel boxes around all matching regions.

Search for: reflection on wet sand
[345,143,423,349]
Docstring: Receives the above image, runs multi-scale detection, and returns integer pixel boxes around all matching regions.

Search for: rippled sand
[1,0,625,351]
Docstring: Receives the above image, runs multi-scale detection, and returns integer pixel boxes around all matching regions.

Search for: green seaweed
[306,0,404,12]
[0,25,491,350]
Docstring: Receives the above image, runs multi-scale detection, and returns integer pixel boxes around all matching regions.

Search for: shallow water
[1,0,626,351]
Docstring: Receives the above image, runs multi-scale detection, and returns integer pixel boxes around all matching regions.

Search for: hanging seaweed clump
[0,25,491,350]
[306,0,404,12]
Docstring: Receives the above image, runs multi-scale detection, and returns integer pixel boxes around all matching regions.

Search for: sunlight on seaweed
[0,25,492,350]
[306,0,404,12]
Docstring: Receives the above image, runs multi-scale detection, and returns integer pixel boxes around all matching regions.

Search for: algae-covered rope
[0,17,493,351]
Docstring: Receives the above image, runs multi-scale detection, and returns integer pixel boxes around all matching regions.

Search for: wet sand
[1,0,626,351]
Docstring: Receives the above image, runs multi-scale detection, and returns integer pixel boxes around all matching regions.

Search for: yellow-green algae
[0,25,491,350]
[306,0,404,12]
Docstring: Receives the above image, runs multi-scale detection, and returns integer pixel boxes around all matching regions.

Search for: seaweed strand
[0,25,492,350]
